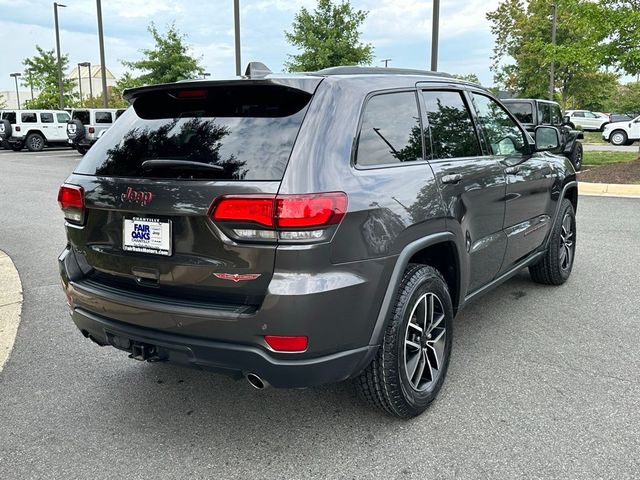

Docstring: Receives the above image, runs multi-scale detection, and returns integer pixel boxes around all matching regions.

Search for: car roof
[502,98,559,105]
[124,66,480,102]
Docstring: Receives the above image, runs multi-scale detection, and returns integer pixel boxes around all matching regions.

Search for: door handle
[441,173,463,184]
[505,166,520,175]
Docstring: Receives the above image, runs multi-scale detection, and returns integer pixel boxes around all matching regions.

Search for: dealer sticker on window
[123,217,172,256]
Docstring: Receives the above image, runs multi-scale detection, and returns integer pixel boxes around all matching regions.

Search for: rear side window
[115,109,126,119]
[538,104,552,124]
[95,111,113,124]
[21,113,37,123]
[355,92,423,167]
[40,113,54,123]
[75,85,312,181]
[572,111,585,118]
[72,111,90,125]
[421,90,481,159]
[57,113,70,123]
[504,102,533,124]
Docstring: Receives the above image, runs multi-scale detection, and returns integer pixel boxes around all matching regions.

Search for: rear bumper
[70,306,377,388]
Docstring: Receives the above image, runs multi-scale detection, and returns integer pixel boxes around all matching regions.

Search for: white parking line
[0,250,22,374]
[35,153,82,158]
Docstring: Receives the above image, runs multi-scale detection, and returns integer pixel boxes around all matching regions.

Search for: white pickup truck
[603,115,640,146]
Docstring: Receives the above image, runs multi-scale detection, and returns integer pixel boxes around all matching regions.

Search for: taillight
[57,184,85,224]
[15,126,20,132]
[264,335,308,352]
[209,192,348,243]
[88,127,95,134]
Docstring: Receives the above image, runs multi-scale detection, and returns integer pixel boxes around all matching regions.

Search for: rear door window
[74,84,312,181]
[95,111,113,124]
[21,113,37,123]
[72,111,90,125]
[355,91,424,167]
[40,112,54,123]
[421,90,482,159]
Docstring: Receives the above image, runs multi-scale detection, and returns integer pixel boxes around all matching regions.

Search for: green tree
[122,23,204,85]
[566,71,619,111]
[22,45,76,109]
[284,0,373,71]
[109,72,146,107]
[452,73,481,84]
[0,93,6,109]
[607,82,640,114]
[600,0,640,77]
[487,0,607,109]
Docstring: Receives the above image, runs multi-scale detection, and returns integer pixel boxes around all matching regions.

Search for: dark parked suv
[58,65,578,418]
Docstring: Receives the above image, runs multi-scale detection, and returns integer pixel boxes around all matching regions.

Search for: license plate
[123,217,172,256]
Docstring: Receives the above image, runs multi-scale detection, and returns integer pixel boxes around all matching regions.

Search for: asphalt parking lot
[0,148,639,479]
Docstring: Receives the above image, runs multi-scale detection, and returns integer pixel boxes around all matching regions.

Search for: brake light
[88,127,95,134]
[15,126,20,132]
[209,192,348,242]
[57,184,84,224]
[264,335,308,352]
[176,89,208,99]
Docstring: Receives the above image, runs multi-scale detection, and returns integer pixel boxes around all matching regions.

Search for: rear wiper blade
[141,159,224,172]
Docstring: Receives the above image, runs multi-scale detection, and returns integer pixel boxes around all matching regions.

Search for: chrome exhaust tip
[246,373,269,390]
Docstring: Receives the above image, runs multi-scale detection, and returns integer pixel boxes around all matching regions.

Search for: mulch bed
[579,157,640,184]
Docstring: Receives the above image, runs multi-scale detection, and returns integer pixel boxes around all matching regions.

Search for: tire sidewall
[26,133,44,152]
[551,200,576,282]
[571,143,583,171]
[391,268,453,413]
[610,130,627,146]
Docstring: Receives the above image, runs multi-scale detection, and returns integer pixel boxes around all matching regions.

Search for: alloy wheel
[559,212,574,270]
[404,292,446,392]
[30,136,43,150]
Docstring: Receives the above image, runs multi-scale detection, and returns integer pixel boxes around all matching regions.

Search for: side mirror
[535,126,560,151]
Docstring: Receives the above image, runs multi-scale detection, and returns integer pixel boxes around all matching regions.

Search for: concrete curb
[579,182,640,198]
[0,250,22,373]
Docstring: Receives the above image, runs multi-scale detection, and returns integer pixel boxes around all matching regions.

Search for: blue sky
[0,0,501,91]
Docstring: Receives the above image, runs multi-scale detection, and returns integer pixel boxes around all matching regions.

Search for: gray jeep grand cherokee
[58,65,578,418]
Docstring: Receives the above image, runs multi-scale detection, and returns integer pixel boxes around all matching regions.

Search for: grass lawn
[582,132,606,144]
[583,150,639,167]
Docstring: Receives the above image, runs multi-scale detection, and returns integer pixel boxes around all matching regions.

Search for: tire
[67,119,85,142]
[25,133,45,152]
[354,265,453,418]
[0,119,12,139]
[624,140,635,146]
[77,146,88,155]
[610,130,628,146]
[570,142,583,171]
[11,145,22,152]
[529,198,576,285]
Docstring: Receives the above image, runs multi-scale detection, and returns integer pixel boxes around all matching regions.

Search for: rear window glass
[95,111,113,124]
[504,102,533,124]
[74,85,311,180]
[72,111,90,125]
[21,113,37,123]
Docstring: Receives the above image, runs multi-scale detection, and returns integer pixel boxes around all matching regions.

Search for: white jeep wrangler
[66,108,126,154]
[0,110,71,151]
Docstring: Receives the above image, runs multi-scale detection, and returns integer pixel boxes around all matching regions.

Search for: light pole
[77,63,83,105]
[54,2,67,109]
[381,59,392,68]
[430,0,440,71]
[79,62,92,103]
[27,72,34,101]
[549,2,557,101]
[96,0,108,107]
[234,0,241,76]
[10,73,21,109]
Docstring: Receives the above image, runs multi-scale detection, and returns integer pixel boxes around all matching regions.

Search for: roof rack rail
[312,66,453,78]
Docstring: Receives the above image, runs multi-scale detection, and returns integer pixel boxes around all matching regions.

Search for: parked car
[66,108,126,154]
[564,109,610,131]
[608,112,638,124]
[0,109,71,151]
[58,64,578,418]
[602,115,640,146]
[502,98,584,170]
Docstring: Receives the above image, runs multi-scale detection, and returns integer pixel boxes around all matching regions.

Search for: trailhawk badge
[214,273,262,282]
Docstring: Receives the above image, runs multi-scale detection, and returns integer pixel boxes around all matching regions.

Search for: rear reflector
[264,335,308,352]
[57,184,85,224]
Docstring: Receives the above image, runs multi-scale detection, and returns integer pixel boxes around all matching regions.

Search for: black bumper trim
[71,307,377,388]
